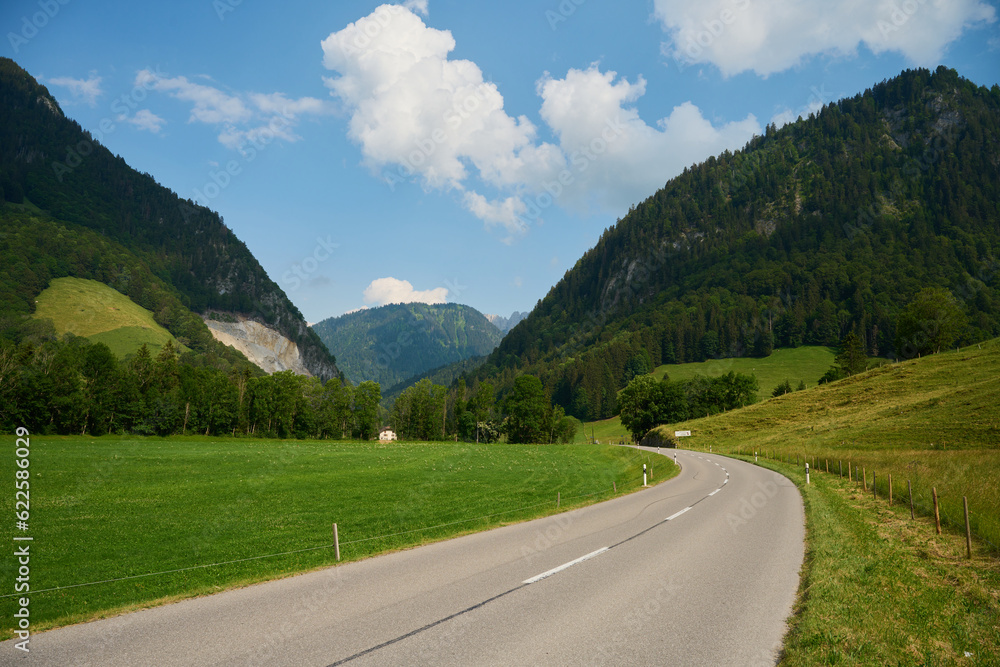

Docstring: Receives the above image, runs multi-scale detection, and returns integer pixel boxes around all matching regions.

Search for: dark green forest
[0,326,378,440]
[0,57,338,380]
[464,67,1000,421]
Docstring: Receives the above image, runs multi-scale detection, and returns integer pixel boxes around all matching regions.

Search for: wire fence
[730,447,999,555]
[2,449,662,600]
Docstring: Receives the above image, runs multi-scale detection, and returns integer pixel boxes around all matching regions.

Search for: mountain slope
[32,277,185,357]
[469,67,1000,420]
[313,303,502,388]
[0,58,338,380]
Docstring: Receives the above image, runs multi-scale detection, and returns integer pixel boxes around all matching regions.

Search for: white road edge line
[708,489,720,496]
[665,507,692,521]
[523,547,610,585]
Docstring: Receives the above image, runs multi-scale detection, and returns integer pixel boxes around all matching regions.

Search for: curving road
[2,448,804,666]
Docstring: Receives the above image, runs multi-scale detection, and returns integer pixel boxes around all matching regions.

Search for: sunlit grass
[660,338,1000,550]
[0,437,674,637]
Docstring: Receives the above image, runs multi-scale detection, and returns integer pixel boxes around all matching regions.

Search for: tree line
[0,326,576,444]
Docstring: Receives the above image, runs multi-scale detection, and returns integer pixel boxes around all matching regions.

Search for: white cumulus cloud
[535,66,759,213]
[655,0,996,77]
[321,5,760,237]
[47,74,103,106]
[363,277,448,306]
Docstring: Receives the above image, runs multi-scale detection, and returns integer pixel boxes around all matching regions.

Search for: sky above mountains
[3,0,999,322]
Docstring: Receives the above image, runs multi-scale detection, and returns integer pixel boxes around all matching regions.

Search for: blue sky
[3,0,999,323]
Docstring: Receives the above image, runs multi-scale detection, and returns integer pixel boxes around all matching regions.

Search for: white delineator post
[805,462,810,485]
[333,523,340,561]
[643,463,647,487]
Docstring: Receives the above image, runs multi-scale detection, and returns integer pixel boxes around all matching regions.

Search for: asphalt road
[2,448,804,666]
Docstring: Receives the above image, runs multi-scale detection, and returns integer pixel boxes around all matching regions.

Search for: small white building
[379,428,398,442]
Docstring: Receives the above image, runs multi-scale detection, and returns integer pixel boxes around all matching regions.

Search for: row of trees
[0,328,577,443]
[389,376,577,444]
[617,372,759,442]
[0,335,380,439]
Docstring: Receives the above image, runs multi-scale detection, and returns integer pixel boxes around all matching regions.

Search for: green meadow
[32,276,185,357]
[649,345,837,396]
[662,338,1000,550]
[0,438,671,637]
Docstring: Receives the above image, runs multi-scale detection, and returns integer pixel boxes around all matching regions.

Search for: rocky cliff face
[203,316,312,376]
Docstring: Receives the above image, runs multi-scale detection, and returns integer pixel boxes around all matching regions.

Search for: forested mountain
[466,67,1000,421]
[0,58,338,380]
[313,303,502,389]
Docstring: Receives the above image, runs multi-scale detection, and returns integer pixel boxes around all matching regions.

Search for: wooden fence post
[908,480,914,520]
[333,523,340,561]
[964,497,972,559]
[933,487,941,535]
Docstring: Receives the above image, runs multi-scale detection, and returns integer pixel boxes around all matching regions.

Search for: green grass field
[650,345,837,396]
[577,346,839,443]
[0,438,673,637]
[659,338,1000,550]
[33,277,185,357]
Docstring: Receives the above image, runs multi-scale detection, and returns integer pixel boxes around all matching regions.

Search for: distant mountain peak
[485,311,527,334]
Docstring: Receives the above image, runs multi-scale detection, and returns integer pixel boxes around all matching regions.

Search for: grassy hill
[33,277,185,357]
[578,345,837,443]
[654,337,1000,547]
[649,345,836,396]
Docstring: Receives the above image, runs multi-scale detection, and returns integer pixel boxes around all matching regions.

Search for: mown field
[32,276,184,357]
[0,438,671,637]
[659,338,1000,550]
[649,345,837,395]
